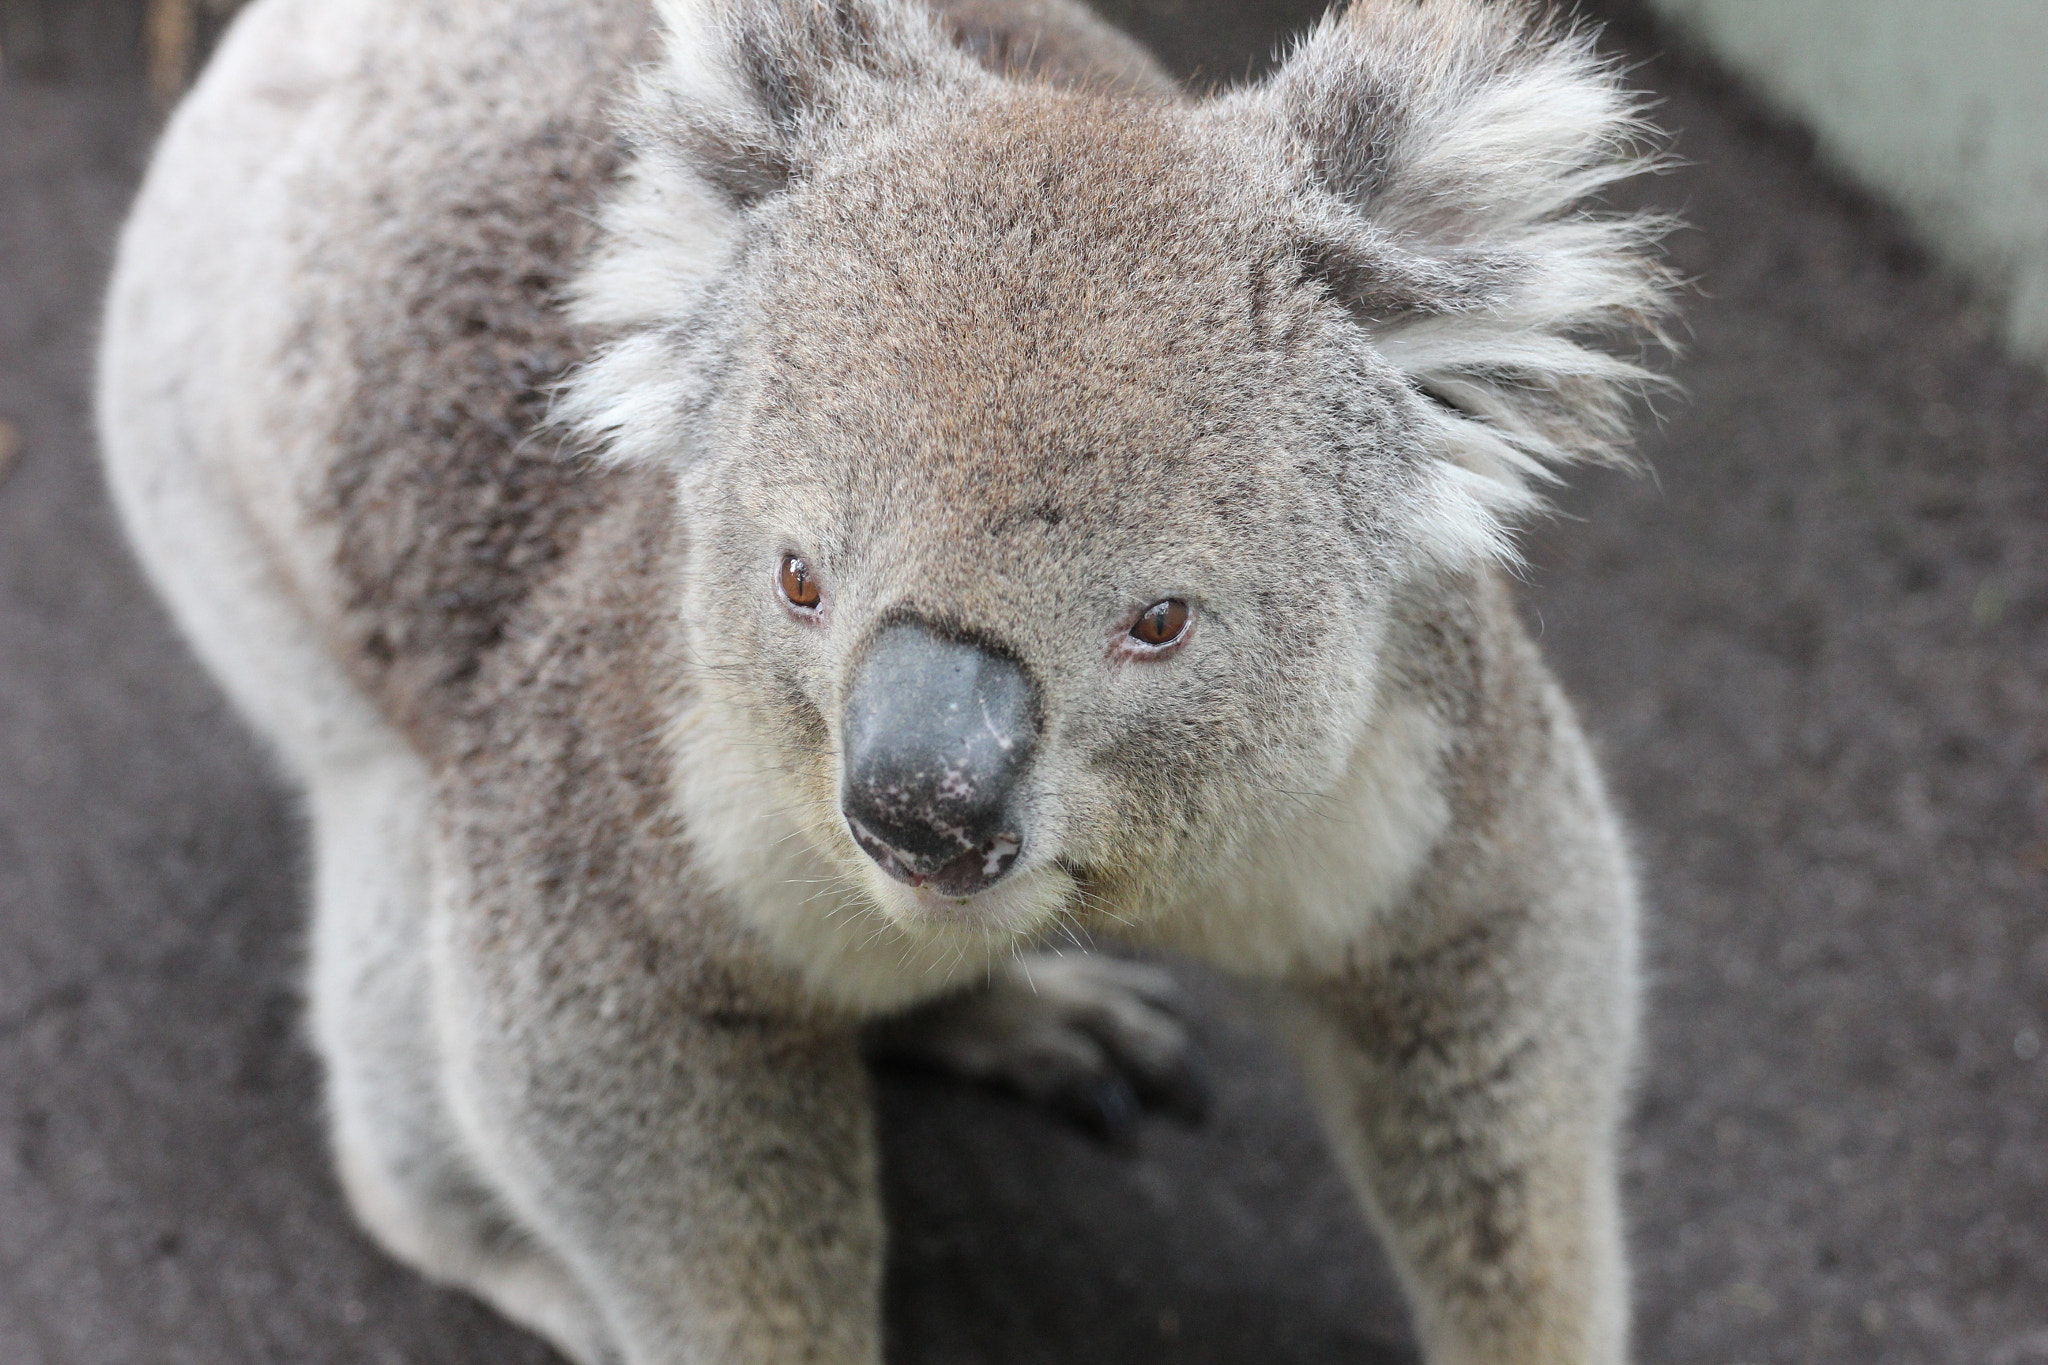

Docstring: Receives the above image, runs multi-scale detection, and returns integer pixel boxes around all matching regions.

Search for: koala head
[560,0,1670,946]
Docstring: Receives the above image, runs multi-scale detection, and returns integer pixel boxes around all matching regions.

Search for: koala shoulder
[931,0,1176,95]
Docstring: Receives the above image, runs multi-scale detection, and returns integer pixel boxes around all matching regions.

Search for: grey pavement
[2,2,2044,1362]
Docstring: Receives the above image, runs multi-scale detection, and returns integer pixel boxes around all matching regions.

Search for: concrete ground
[1,2,2043,1362]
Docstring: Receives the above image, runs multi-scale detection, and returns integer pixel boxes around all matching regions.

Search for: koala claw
[870,952,1209,1142]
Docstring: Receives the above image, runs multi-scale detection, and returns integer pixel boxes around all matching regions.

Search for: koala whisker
[1057,881,1137,932]
[926,937,975,980]
[801,884,867,920]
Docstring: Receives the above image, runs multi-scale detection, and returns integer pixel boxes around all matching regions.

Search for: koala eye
[1126,598,1191,654]
[777,553,823,615]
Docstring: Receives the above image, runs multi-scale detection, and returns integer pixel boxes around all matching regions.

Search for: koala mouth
[846,817,1022,900]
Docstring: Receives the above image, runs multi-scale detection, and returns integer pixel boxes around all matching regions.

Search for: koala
[97,0,1672,1361]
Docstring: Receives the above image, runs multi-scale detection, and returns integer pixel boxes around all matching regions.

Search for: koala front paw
[870,951,1208,1141]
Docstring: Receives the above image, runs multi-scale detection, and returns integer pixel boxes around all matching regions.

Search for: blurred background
[1,1,2043,1362]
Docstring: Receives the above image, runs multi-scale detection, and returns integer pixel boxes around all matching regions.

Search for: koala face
[673,92,1447,936]
[562,0,1669,948]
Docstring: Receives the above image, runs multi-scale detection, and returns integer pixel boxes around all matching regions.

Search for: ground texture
[1,1,2043,1362]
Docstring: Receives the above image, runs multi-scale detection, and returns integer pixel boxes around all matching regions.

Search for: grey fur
[97,0,1672,1361]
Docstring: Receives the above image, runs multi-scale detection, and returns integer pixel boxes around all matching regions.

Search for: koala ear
[635,0,979,207]
[580,0,977,318]
[1242,0,1676,564]
[560,0,979,464]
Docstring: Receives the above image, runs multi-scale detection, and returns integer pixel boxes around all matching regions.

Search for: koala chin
[98,0,1675,1361]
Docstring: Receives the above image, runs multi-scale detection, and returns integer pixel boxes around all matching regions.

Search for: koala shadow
[876,968,1420,1365]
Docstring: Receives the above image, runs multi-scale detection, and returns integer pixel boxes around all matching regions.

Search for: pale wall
[1647,0,2048,361]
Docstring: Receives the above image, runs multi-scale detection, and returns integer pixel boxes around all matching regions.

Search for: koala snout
[840,622,1038,898]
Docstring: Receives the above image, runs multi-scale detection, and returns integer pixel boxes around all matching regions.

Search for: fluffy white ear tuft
[1242,0,1678,566]
[632,0,979,210]
[559,0,982,463]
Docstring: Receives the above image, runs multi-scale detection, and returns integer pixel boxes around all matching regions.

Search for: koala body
[98,0,1670,1361]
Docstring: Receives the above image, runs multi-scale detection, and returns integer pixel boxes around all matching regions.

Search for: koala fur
[96,0,1672,1361]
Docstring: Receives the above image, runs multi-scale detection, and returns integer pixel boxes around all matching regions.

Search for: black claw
[1053,1073,1142,1145]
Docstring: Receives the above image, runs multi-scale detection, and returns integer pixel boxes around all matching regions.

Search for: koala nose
[840,622,1038,898]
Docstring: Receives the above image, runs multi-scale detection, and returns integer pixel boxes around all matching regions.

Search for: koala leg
[867,951,1207,1137]
[1278,912,1633,1365]
[304,746,614,1365]
[431,838,886,1365]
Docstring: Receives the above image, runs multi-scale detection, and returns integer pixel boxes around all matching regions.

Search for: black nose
[840,622,1038,898]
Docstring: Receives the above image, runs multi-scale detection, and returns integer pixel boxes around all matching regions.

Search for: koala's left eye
[777,553,823,615]
[1126,599,1192,654]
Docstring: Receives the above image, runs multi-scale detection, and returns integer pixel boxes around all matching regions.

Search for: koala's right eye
[1125,598,1192,655]
[777,554,823,616]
